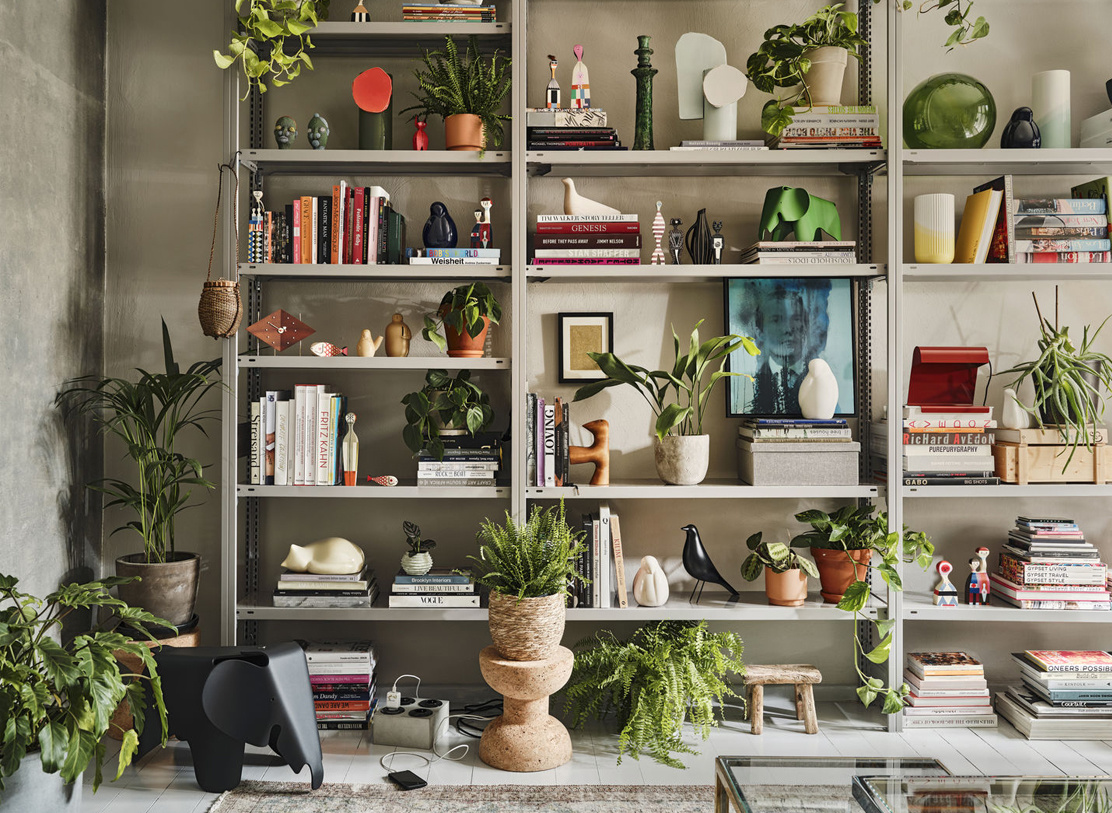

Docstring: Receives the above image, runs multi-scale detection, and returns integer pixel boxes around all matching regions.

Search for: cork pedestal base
[478,645,573,772]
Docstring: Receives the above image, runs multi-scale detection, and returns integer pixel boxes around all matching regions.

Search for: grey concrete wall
[0,2,106,599]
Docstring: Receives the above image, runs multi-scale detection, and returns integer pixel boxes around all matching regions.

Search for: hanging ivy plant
[213,0,331,98]
[876,0,989,49]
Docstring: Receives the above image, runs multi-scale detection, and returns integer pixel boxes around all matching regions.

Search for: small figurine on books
[470,210,483,249]
[343,414,359,486]
[571,45,591,109]
[966,547,991,605]
[933,560,959,607]
[479,196,493,248]
[546,55,561,110]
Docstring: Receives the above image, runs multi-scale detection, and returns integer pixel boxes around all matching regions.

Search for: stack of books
[406,247,500,266]
[249,386,352,487]
[992,517,1111,610]
[572,502,628,609]
[740,240,856,265]
[739,418,852,445]
[272,566,378,608]
[1014,197,1110,263]
[418,433,501,488]
[303,641,377,731]
[766,105,881,150]
[871,407,999,486]
[402,3,496,21]
[532,214,640,266]
[669,139,767,152]
[902,652,997,729]
[525,109,622,151]
[525,394,571,486]
[387,569,479,608]
[996,650,1112,739]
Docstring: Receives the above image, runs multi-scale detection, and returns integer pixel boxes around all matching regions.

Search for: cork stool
[744,664,822,735]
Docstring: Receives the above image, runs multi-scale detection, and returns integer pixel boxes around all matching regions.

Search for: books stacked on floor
[902,652,997,728]
[669,139,767,151]
[248,386,352,487]
[571,502,628,609]
[532,214,641,266]
[525,393,574,486]
[406,247,501,266]
[766,105,881,149]
[273,566,378,608]
[740,240,856,265]
[303,642,377,730]
[870,406,999,486]
[995,651,1112,739]
[525,108,623,151]
[402,3,495,21]
[992,517,1110,610]
[418,433,502,488]
[387,568,479,608]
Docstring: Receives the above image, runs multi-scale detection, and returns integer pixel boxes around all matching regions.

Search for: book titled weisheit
[387,594,481,607]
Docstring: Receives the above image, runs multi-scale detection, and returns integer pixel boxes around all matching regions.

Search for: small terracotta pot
[445,113,485,151]
[444,315,491,358]
[810,547,872,604]
[764,568,808,607]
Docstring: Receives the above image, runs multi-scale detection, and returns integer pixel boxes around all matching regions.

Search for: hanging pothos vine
[877,0,989,49]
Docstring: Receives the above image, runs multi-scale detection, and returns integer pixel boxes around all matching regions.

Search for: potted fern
[740,532,819,607]
[402,35,512,153]
[466,501,586,661]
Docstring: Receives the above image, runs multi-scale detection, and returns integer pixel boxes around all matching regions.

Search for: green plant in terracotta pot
[401,369,494,461]
[740,532,819,607]
[421,282,502,359]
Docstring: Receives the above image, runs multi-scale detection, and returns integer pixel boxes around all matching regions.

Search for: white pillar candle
[1032,70,1071,149]
[914,193,956,264]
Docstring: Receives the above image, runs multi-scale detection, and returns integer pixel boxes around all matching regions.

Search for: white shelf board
[238,603,487,622]
[308,21,510,55]
[527,149,885,177]
[903,264,1112,282]
[903,593,1111,623]
[528,479,880,500]
[238,483,509,499]
[902,148,1112,176]
[239,356,510,370]
[239,263,511,281]
[242,149,512,176]
[527,264,884,282]
[903,483,1112,498]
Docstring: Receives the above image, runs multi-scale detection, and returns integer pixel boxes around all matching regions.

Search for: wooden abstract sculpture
[568,419,609,485]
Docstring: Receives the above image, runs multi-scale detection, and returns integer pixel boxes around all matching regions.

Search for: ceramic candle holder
[914,193,956,264]
[1032,69,1071,149]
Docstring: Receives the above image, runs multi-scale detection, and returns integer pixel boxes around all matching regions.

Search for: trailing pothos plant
[213,0,330,99]
[562,621,745,768]
[421,282,503,354]
[875,0,988,50]
[401,369,494,460]
[792,506,935,713]
[573,320,759,440]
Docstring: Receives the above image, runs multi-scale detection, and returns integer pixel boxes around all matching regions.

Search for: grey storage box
[736,439,861,486]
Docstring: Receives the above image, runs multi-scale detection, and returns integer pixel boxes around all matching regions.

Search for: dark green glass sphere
[903,73,996,149]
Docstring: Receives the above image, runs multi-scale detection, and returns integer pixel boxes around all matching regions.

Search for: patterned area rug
[208,782,714,812]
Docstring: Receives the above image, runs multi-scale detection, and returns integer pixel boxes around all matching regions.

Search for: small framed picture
[558,312,614,383]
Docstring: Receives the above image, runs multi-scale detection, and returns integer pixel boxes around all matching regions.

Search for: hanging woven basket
[198,158,242,339]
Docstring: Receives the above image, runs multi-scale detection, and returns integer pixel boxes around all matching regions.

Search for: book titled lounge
[387,594,481,607]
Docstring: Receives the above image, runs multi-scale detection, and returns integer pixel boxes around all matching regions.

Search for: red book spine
[344,187,355,264]
[536,222,641,234]
[352,188,365,266]
[330,185,341,264]
[314,700,372,712]
[536,258,641,265]
[292,199,301,264]
[300,196,313,264]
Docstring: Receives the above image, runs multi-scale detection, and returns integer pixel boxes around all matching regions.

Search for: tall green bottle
[631,35,657,151]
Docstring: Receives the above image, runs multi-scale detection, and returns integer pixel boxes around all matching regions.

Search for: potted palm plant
[402,35,512,153]
[401,369,494,460]
[466,501,586,661]
[0,574,169,807]
[421,283,502,358]
[573,320,759,485]
[740,532,819,607]
[56,320,222,627]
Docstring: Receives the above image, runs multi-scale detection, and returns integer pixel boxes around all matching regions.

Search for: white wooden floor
[82,694,1112,813]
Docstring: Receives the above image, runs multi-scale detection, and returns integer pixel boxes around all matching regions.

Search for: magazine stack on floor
[902,652,997,728]
[302,641,377,731]
[992,517,1110,610]
[996,650,1112,739]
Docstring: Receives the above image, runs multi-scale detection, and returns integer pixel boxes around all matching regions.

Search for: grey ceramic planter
[0,753,82,812]
[653,435,710,485]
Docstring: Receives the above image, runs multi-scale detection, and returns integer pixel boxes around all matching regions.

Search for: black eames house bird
[681,524,738,604]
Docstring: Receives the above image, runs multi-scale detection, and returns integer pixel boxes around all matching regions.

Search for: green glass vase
[903,73,996,149]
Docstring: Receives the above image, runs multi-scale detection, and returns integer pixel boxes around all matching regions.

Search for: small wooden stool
[743,664,822,735]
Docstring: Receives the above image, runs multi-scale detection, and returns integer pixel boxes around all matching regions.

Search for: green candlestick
[631,35,657,151]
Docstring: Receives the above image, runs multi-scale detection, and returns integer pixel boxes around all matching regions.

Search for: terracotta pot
[803,46,849,106]
[444,113,485,151]
[653,434,710,485]
[487,591,565,661]
[810,547,872,604]
[764,568,808,607]
[115,552,200,626]
[444,315,491,358]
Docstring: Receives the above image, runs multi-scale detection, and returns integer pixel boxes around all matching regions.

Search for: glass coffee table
[714,757,951,813]
[853,775,1112,813]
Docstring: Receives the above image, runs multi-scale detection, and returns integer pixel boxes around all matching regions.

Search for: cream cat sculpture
[632,555,669,607]
[281,537,365,575]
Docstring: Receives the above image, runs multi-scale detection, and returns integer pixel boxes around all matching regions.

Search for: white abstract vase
[798,359,839,420]
[1032,70,1071,149]
[1002,387,1031,430]
[632,556,669,607]
[914,193,955,264]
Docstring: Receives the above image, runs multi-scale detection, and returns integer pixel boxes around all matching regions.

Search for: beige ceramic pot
[810,547,872,604]
[653,435,710,485]
[803,46,849,106]
[445,113,485,151]
[115,552,200,626]
[487,591,565,661]
[764,568,809,607]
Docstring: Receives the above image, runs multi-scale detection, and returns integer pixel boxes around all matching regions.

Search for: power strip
[372,696,449,749]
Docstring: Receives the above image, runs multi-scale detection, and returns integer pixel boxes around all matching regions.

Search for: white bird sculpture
[562,178,620,217]
[798,358,839,420]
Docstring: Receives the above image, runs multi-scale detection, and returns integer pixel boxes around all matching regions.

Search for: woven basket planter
[487,591,565,661]
[199,278,242,338]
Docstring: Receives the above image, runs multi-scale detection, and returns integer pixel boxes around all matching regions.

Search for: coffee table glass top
[715,757,951,813]
[853,775,1112,813]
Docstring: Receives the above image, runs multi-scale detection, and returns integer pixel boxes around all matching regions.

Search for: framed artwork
[723,277,856,417]
[558,312,614,383]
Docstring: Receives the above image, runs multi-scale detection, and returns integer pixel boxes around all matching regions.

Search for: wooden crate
[993,441,1111,485]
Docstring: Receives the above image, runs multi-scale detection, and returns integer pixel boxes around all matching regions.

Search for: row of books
[532,215,641,265]
[273,567,378,608]
[417,433,502,487]
[407,247,502,266]
[765,105,882,150]
[901,652,996,728]
[572,503,628,609]
[527,125,624,151]
[302,641,377,730]
[870,406,1000,486]
[995,650,1112,739]
[402,3,495,21]
[387,568,479,607]
[525,393,570,487]
[249,184,405,266]
[740,239,857,265]
[992,516,1110,610]
[248,387,351,487]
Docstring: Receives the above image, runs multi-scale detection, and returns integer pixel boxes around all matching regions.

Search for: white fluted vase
[914,193,955,264]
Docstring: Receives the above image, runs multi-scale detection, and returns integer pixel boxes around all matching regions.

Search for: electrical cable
[378,713,497,773]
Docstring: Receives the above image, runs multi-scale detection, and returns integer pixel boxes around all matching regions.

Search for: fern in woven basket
[465,501,586,600]
[401,35,512,153]
[562,621,745,768]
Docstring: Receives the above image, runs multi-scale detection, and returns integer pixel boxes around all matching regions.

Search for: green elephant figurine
[759,187,842,242]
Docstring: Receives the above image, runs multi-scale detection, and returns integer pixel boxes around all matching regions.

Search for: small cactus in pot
[401,521,437,575]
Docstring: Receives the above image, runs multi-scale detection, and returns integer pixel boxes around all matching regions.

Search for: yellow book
[955,188,1003,263]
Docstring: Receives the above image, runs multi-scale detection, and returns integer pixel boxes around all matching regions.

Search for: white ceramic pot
[914,193,956,264]
[401,551,433,576]
[803,46,849,106]
[653,435,710,485]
